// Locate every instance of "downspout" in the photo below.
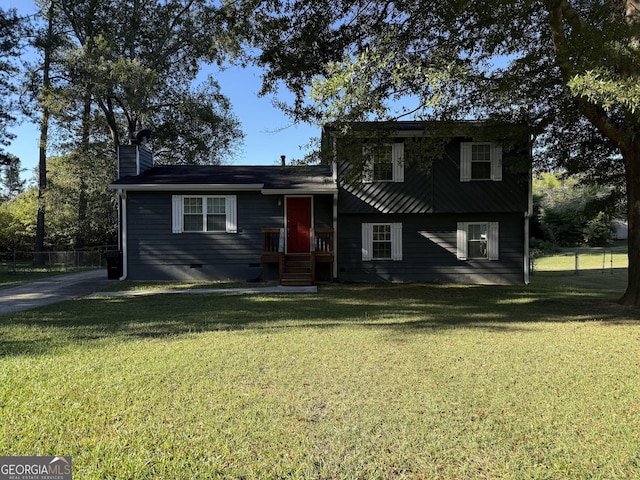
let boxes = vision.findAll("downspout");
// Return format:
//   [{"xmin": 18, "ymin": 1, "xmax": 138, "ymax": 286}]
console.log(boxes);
[
  {"xmin": 333, "ymin": 192, "xmax": 338, "ymax": 280},
  {"xmin": 524, "ymin": 144, "xmax": 533, "ymax": 285},
  {"xmin": 119, "ymin": 189, "xmax": 128, "ymax": 280},
  {"xmin": 524, "ymin": 211, "xmax": 530, "ymax": 285},
  {"xmin": 332, "ymin": 134, "xmax": 338, "ymax": 280}
]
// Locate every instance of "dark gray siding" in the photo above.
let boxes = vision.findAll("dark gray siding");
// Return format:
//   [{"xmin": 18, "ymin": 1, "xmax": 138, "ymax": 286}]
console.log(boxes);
[
  {"xmin": 432, "ymin": 140, "xmax": 529, "ymax": 213},
  {"xmin": 338, "ymin": 162, "xmax": 433, "ymax": 214},
  {"xmin": 336, "ymin": 137, "xmax": 529, "ymax": 215},
  {"xmin": 314, "ymin": 194, "xmax": 334, "ymax": 227},
  {"xmin": 118, "ymin": 145, "xmax": 139, "ymax": 179},
  {"xmin": 138, "ymin": 147, "xmax": 153, "ymax": 173},
  {"xmin": 337, "ymin": 213, "xmax": 526, "ymax": 284},
  {"xmin": 125, "ymin": 191, "xmax": 334, "ymax": 281},
  {"xmin": 118, "ymin": 145, "xmax": 154, "ymax": 179}
]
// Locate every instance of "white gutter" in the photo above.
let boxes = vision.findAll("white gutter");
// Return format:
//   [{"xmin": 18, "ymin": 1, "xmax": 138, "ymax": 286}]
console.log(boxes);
[{"xmin": 119, "ymin": 190, "xmax": 128, "ymax": 281}]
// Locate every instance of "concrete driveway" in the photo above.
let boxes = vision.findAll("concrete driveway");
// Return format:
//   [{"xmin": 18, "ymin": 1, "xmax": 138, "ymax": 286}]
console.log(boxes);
[{"xmin": 0, "ymin": 269, "xmax": 109, "ymax": 314}]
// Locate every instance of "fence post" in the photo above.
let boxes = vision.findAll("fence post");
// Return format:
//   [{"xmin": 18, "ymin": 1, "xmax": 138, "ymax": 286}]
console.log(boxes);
[
  {"xmin": 530, "ymin": 254, "xmax": 535, "ymax": 275},
  {"xmin": 574, "ymin": 253, "xmax": 579, "ymax": 275},
  {"xmin": 611, "ymin": 250, "xmax": 614, "ymax": 274}
]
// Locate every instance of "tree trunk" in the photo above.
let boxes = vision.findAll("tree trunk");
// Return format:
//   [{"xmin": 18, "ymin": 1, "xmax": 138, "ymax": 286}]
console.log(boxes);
[
  {"xmin": 619, "ymin": 140, "xmax": 640, "ymax": 305},
  {"xmin": 34, "ymin": 0, "xmax": 55, "ymax": 265},
  {"xmin": 75, "ymin": 96, "xmax": 91, "ymax": 249}
]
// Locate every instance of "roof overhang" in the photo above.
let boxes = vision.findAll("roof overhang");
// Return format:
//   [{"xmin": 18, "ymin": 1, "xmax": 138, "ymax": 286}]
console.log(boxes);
[
  {"xmin": 261, "ymin": 186, "xmax": 338, "ymax": 195},
  {"xmin": 108, "ymin": 183, "xmax": 264, "ymax": 192}
]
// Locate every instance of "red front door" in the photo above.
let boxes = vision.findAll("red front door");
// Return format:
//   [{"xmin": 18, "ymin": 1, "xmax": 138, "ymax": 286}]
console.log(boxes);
[{"xmin": 287, "ymin": 197, "xmax": 312, "ymax": 253}]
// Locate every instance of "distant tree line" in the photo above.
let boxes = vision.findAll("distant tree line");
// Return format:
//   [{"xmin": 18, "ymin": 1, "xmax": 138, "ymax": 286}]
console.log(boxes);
[
  {"xmin": 531, "ymin": 172, "xmax": 625, "ymax": 252},
  {"xmin": 0, "ymin": 1, "xmax": 244, "ymax": 253}
]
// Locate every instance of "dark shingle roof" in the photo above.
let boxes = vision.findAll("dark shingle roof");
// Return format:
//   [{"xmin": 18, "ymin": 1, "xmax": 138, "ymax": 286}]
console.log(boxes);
[{"xmin": 110, "ymin": 165, "xmax": 336, "ymax": 193}]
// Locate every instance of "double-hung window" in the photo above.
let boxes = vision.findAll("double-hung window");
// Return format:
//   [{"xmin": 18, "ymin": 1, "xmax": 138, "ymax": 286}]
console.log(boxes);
[
  {"xmin": 362, "ymin": 223, "xmax": 402, "ymax": 261},
  {"xmin": 172, "ymin": 195, "xmax": 237, "ymax": 233},
  {"xmin": 460, "ymin": 142, "xmax": 502, "ymax": 181},
  {"xmin": 363, "ymin": 143, "xmax": 404, "ymax": 183},
  {"xmin": 372, "ymin": 224, "xmax": 392, "ymax": 259},
  {"xmin": 457, "ymin": 222, "xmax": 499, "ymax": 260},
  {"xmin": 205, "ymin": 197, "xmax": 226, "ymax": 231}
]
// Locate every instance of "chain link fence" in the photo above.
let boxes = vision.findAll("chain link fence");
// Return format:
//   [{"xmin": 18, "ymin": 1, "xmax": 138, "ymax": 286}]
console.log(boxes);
[
  {"xmin": 530, "ymin": 249, "xmax": 628, "ymax": 275},
  {"xmin": 1, "ymin": 247, "xmax": 116, "ymax": 275}
]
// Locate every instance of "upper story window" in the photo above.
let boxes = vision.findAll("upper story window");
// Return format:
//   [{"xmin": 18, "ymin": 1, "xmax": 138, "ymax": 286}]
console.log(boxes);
[
  {"xmin": 460, "ymin": 142, "xmax": 502, "ymax": 182},
  {"xmin": 363, "ymin": 142, "xmax": 404, "ymax": 183},
  {"xmin": 172, "ymin": 195, "xmax": 237, "ymax": 233}
]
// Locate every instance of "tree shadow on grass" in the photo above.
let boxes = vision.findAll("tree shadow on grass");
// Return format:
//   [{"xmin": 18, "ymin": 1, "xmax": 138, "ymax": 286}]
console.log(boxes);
[{"xmin": 1, "ymin": 280, "xmax": 639, "ymax": 357}]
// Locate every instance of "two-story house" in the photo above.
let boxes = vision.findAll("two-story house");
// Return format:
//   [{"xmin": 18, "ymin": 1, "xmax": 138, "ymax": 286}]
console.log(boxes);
[{"xmin": 109, "ymin": 121, "xmax": 532, "ymax": 285}]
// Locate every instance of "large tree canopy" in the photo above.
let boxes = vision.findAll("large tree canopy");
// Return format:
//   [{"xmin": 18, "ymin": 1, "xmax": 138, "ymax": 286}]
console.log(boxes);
[
  {"xmin": 244, "ymin": 0, "xmax": 640, "ymax": 305},
  {"xmin": 0, "ymin": 8, "xmax": 24, "ymax": 164},
  {"xmin": 28, "ymin": 0, "xmax": 244, "ymax": 163}
]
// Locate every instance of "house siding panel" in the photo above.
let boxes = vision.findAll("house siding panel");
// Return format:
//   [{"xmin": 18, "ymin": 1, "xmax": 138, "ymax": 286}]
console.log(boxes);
[
  {"xmin": 338, "ymin": 161, "xmax": 433, "ymax": 214},
  {"xmin": 126, "ymin": 191, "xmax": 281, "ymax": 280},
  {"xmin": 432, "ymin": 140, "xmax": 529, "ymax": 213},
  {"xmin": 337, "ymin": 213, "xmax": 525, "ymax": 284},
  {"xmin": 118, "ymin": 145, "xmax": 154, "ymax": 179},
  {"xmin": 125, "ymin": 191, "xmax": 334, "ymax": 281},
  {"xmin": 335, "ymin": 137, "xmax": 529, "ymax": 215},
  {"xmin": 118, "ymin": 145, "xmax": 139, "ymax": 179}
]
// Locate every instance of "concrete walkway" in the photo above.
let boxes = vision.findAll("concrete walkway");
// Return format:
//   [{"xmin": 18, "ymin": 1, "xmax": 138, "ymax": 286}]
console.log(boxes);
[
  {"xmin": 90, "ymin": 285, "xmax": 317, "ymax": 298},
  {"xmin": 0, "ymin": 270, "xmax": 317, "ymax": 314}
]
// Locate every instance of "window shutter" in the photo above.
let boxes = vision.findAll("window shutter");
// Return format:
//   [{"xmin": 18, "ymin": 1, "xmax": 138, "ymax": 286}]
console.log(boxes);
[
  {"xmin": 362, "ymin": 146, "xmax": 373, "ymax": 183},
  {"xmin": 460, "ymin": 143, "xmax": 472, "ymax": 182},
  {"xmin": 172, "ymin": 195, "xmax": 183, "ymax": 233},
  {"xmin": 225, "ymin": 195, "xmax": 237, "ymax": 233},
  {"xmin": 456, "ymin": 222, "xmax": 468, "ymax": 260},
  {"xmin": 487, "ymin": 222, "xmax": 499, "ymax": 260},
  {"xmin": 491, "ymin": 144, "xmax": 503, "ymax": 181},
  {"xmin": 361, "ymin": 223, "xmax": 373, "ymax": 261},
  {"xmin": 393, "ymin": 143, "xmax": 404, "ymax": 183},
  {"xmin": 391, "ymin": 222, "xmax": 403, "ymax": 260}
]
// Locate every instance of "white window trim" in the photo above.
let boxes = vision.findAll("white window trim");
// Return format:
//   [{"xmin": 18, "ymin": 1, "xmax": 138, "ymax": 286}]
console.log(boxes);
[
  {"xmin": 362, "ymin": 222, "xmax": 403, "ymax": 261},
  {"xmin": 171, "ymin": 195, "xmax": 237, "ymax": 233},
  {"xmin": 457, "ymin": 221, "xmax": 499, "ymax": 260},
  {"xmin": 363, "ymin": 142, "xmax": 404, "ymax": 183},
  {"xmin": 460, "ymin": 142, "xmax": 502, "ymax": 182}
]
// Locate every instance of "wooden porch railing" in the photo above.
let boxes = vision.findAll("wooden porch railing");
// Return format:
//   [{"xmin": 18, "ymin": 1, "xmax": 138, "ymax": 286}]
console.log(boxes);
[
  {"xmin": 262, "ymin": 228, "xmax": 282, "ymax": 257},
  {"xmin": 312, "ymin": 228, "xmax": 334, "ymax": 255},
  {"xmin": 261, "ymin": 227, "xmax": 334, "ymax": 283}
]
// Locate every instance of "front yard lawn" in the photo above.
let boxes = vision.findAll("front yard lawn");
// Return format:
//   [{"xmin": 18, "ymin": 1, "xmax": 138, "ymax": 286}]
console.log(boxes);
[{"xmin": 1, "ymin": 275, "xmax": 639, "ymax": 479}]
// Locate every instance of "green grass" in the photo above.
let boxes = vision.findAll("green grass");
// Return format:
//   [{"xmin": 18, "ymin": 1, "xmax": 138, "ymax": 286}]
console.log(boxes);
[
  {"xmin": 532, "ymin": 241, "xmax": 628, "ymax": 273},
  {"xmin": 2, "ymin": 266, "xmax": 640, "ymax": 479}
]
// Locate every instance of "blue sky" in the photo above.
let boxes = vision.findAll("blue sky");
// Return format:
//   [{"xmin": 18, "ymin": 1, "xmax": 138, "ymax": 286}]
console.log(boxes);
[{"xmin": 2, "ymin": 0, "xmax": 319, "ymax": 180}]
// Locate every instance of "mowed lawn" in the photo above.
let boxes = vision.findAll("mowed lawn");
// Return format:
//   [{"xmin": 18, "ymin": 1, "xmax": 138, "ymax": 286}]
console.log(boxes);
[{"xmin": 1, "ymin": 267, "xmax": 640, "ymax": 478}]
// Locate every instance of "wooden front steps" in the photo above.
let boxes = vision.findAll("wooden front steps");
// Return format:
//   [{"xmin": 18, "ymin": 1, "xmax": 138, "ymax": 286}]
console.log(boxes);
[{"xmin": 281, "ymin": 253, "xmax": 313, "ymax": 286}]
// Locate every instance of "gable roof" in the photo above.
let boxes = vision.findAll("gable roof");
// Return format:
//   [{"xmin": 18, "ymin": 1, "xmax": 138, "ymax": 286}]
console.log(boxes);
[{"xmin": 109, "ymin": 164, "xmax": 337, "ymax": 194}]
